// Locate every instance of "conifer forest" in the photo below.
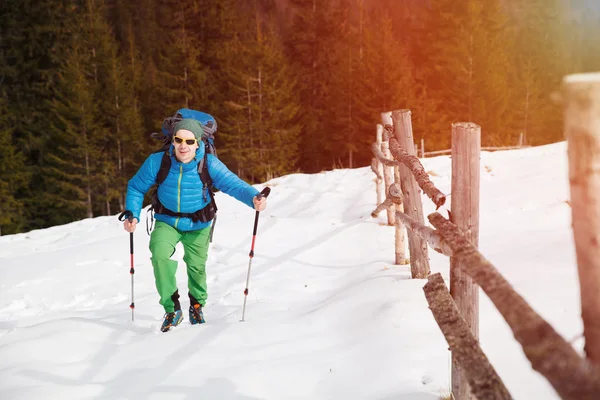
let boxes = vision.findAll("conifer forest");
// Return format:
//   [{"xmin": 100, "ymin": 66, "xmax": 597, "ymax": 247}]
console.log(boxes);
[{"xmin": 1, "ymin": 0, "xmax": 599, "ymax": 235}]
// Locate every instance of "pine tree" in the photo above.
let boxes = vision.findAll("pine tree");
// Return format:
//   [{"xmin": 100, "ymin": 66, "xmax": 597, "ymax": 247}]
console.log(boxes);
[
  {"xmin": 327, "ymin": 0, "xmax": 360, "ymax": 169},
  {"xmin": 0, "ymin": 96, "xmax": 27, "ymax": 235},
  {"xmin": 84, "ymin": 0, "xmax": 146, "ymax": 215},
  {"xmin": 112, "ymin": 0, "xmax": 163, "ymax": 131},
  {"xmin": 147, "ymin": 0, "xmax": 212, "ymax": 124},
  {"xmin": 506, "ymin": 0, "xmax": 567, "ymax": 145},
  {"xmin": 0, "ymin": 0, "xmax": 78, "ymax": 230},
  {"xmin": 347, "ymin": 9, "xmax": 416, "ymax": 163},
  {"xmin": 220, "ymin": 1, "xmax": 301, "ymax": 182},
  {"xmin": 46, "ymin": 2, "xmax": 108, "ymax": 224},
  {"xmin": 284, "ymin": 0, "xmax": 347, "ymax": 172},
  {"xmin": 421, "ymin": 0, "xmax": 513, "ymax": 146}
]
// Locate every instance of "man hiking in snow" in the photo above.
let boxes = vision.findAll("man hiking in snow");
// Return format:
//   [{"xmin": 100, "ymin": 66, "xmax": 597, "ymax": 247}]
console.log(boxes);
[{"xmin": 122, "ymin": 118, "xmax": 267, "ymax": 332}]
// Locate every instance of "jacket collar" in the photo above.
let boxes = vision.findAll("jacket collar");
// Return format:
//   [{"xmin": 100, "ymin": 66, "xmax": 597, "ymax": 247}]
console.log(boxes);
[{"xmin": 169, "ymin": 145, "xmax": 203, "ymax": 170}]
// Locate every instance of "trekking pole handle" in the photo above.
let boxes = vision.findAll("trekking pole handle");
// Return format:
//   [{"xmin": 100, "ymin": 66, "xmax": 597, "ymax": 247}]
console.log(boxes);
[
  {"xmin": 257, "ymin": 187, "xmax": 271, "ymax": 201},
  {"xmin": 118, "ymin": 210, "xmax": 135, "ymax": 256},
  {"xmin": 252, "ymin": 187, "xmax": 270, "ymax": 239},
  {"xmin": 118, "ymin": 210, "xmax": 134, "ymax": 222}
]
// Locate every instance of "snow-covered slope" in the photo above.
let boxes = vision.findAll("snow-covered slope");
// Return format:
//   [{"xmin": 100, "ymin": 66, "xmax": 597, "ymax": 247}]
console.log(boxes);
[{"xmin": 0, "ymin": 142, "xmax": 579, "ymax": 399}]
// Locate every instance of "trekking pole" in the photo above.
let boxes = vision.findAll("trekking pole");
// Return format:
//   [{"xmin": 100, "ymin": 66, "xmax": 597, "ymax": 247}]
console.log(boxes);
[
  {"xmin": 241, "ymin": 187, "xmax": 271, "ymax": 322},
  {"xmin": 118, "ymin": 210, "xmax": 136, "ymax": 321}
]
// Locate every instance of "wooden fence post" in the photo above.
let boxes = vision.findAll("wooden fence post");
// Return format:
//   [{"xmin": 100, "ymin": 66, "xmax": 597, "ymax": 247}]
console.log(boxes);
[
  {"xmin": 375, "ymin": 125, "xmax": 384, "ymax": 206},
  {"xmin": 450, "ymin": 122, "xmax": 481, "ymax": 400},
  {"xmin": 378, "ymin": 124, "xmax": 395, "ymax": 226},
  {"xmin": 392, "ymin": 166, "xmax": 407, "ymax": 263},
  {"xmin": 382, "ymin": 113, "xmax": 409, "ymax": 265},
  {"xmin": 388, "ymin": 110, "xmax": 430, "ymax": 278},
  {"xmin": 562, "ymin": 73, "xmax": 600, "ymax": 366}
]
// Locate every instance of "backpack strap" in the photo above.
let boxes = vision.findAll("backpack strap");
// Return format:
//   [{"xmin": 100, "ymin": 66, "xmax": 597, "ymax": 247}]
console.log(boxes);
[
  {"xmin": 198, "ymin": 139, "xmax": 218, "ymax": 212},
  {"xmin": 198, "ymin": 139, "xmax": 213, "ymax": 187},
  {"xmin": 156, "ymin": 151, "xmax": 171, "ymax": 185}
]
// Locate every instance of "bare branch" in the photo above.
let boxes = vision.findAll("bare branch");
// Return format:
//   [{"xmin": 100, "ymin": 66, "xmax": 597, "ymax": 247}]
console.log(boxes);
[
  {"xmin": 424, "ymin": 273, "xmax": 512, "ymax": 400},
  {"xmin": 428, "ymin": 212, "xmax": 600, "ymax": 400},
  {"xmin": 395, "ymin": 211, "xmax": 452, "ymax": 256},
  {"xmin": 371, "ymin": 142, "xmax": 399, "ymax": 167},
  {"xmin": 372, "ymin": 184, "xmax": 403, "ymax": 218},
  {"xmin": 372, "ymin": 198, "xmax": 393, "ymax": 218},
  {"xmin": 388, "ymin": 137, "xmax": 446, "ymax": 209},
  {"xmin": 370, "ymin": 158, "xmax": 382, "ymax": 179}
]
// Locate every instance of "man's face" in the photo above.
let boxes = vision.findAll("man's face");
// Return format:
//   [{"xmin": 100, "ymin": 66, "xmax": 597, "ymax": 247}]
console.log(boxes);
[{"xmin": 173, "ymin": 129, "xmax": 199, "ymax": 164}]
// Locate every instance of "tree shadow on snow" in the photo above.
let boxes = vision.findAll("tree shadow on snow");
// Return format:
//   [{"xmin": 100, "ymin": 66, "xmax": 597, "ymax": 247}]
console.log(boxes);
[{"xmin": 17, "ymin": 318, "xmax": 234, "ymax": 400}]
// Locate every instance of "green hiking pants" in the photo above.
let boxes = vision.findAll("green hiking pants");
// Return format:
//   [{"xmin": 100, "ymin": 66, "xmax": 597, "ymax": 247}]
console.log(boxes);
[{"xmin": 149, "ymin": 221, "xmax": 211, "ymax": 313}]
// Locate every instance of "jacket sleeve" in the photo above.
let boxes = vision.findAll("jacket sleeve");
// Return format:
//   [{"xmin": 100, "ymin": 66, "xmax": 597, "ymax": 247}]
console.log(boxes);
[
  {"xmin": 125, "ymin": 154, "xmax": 159, "ymax": 221},
  {"xmin": 208, "ymin": 154, "xmax": 259, "ymax": 208}
]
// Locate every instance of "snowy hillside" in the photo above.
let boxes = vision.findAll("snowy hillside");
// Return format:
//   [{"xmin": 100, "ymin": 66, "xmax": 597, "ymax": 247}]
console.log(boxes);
[{"xmin": 0, "ymin": 142, "xmax": 581, "ymax": 400}]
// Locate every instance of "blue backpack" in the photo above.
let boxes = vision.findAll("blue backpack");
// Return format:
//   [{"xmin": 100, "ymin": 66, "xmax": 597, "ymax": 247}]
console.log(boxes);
[{"xmin": 149, "ymin": 108, "xmax": 219, "ymax": 230}]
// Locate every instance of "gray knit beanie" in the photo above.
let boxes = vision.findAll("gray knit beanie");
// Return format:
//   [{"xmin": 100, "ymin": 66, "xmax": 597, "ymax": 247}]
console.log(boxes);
[{"xmin": 173, "ymin": 119, "xmax": 204, "ymax": 141}]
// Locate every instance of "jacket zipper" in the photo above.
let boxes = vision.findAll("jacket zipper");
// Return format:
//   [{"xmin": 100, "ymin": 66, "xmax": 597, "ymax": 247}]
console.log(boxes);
[{"xmin": 174, "ymin": 164, "xmax": 183, "ymax": 229}]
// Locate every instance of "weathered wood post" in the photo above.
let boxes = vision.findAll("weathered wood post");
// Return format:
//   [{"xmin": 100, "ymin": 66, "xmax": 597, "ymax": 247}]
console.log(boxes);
[
  {"xmin": 382, "ymin": 113, "xmax": 408, "ymax": 265},
  {"xmin": 375, "ymin": 125, "xmax": 384, "ymax": 206},
  {"xmin": 562, "ymin": 73, "xmax": 600, "ymax": 366},
  {"xmin": 387, "ymin": 183, "xmax": 407, "ymax": 264},
  {"xmin": 450, "ymin": 122, "xmax": 481, "ymax": 400},
  {"xmin": 378, "ymin": 124, "xmax": 395, "ymax": 226},
  {"xmin": 392, "ymin": 165, "xmax": 406, "ymax": 264},
  {"xmin": 388, "ymin": 110, "xmax": 430, "ymax": 278},
  {"xmin": 421, "ymin": 138, "xmax": 425, "ymax": 158}
]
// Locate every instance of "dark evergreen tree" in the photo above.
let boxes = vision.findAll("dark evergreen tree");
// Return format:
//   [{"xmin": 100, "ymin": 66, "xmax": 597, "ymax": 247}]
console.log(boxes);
[
  {"xmin": 0, "ymin": 0, "xmax": 77, "ymax": 230},
  {"xmin": 421, "ymin": 0, "xmax": 513, "ymax": 147},
  {"xmin": 47, "ymin": 37, "xmax": 102, "ymax": 224},
  {"xmin": 347, "ymin": 9, "xmax": 416, "ymax": 163},
  {"xmin": 506, "ymin": 0, "xmax": 567, "ymax": 145},
  {"xmin": 0, "ymin": 96, "xmax": 27, "ymax": 235},
  {"xmin": 44, "ymin": 0, "xmax": 129, "ymax": 222},
  {"xmin": 145, "ymin": 0, "xmax": 212, "ymax": 128},
  {"xmin": 284, "ymin": 0, "xmax": 347, "ymax": 172},
  {"xmin": 82, "ymin": 0, "xmax": 145, "ymax": 216},
  {"xmin": 327, "ymin": 0, "xmax": 361, "ymax": 169},
  {"xmin": 220, "ymin": 1, "xmax": 301, "ymax": 182}
]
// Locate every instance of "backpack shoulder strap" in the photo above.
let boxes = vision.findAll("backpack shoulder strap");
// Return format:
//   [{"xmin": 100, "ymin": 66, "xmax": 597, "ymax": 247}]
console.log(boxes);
[
  {"xmin": 197, "ymin": 138, "xmax": 213, "ymax": 186},
  {"xmin": 156, "ymin": 151, "xmax": 171, "ymax": 185},
  {"xmin": 198, "ymin": 141, "xmax": 218, "ymax": 215}
]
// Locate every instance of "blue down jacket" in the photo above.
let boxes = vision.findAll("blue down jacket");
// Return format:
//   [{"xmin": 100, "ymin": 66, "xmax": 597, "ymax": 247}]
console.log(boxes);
[{"xmin": 125, "ymin": 145, "xmax": 259, "ymax": 232}]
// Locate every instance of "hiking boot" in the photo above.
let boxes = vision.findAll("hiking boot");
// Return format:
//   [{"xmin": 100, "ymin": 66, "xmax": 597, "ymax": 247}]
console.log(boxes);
[
  {"xmin": 189, "ymin": 304, "xmax": 206, "ymax": 325},
  {"xmin": 161, "ymin": 310, "xmax": 183, "ymax": 332}
]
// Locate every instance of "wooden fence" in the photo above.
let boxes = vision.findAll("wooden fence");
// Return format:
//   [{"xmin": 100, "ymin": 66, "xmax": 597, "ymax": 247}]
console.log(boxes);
[
  {"xmin": 413, "ymin": 133, "xmax": 529, "ymax": 158},
  {"xmin": 369, "ymin": 73, "xmax": 600, "ymax": 400}
]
